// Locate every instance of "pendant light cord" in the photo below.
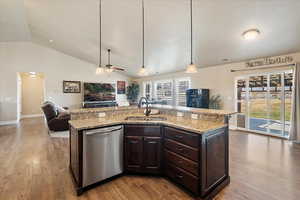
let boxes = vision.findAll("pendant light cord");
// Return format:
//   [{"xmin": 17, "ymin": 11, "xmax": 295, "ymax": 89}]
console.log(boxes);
[
  {"xmin": 108, "ymin": 49, "xmax": 111, "ymax": 65},
  {"xmin": 99, "ymin": 0, "xmax": 102, "ymax": 67},
  {"xmin": 142, "ymin": 0, "xmax": 145, "ymax": 68},
  {"xmin": 190, "ymin": 0, "xmax": 193, "ymax": 65}
]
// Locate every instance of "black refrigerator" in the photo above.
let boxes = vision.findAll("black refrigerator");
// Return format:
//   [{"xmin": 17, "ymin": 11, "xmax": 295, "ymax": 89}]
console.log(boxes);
[{"xmin": 186, "ymin": 89, "xmax": 209, "ymax": 108}]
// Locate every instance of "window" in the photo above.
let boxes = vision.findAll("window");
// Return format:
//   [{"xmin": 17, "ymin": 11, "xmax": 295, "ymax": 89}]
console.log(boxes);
[
  {"xmin": 154, "ymin": 80, "xmax": 173, "ymax": 105},
  {"xmin": 143, "ymin": 81, "xmax": 152, "ymax": 100},
  {"xmin": 175, "ymin": 78, "xmax": 191, "ymax": 106},
  {"xmin": 142, "ymin": 78, "xmax": 191, "ymax": 106}
]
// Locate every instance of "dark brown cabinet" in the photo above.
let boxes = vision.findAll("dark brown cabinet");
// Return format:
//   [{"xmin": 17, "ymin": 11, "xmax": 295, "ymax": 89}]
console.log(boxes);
[
  {"xmin": 124, "ymin": 136, "xmax": 143, "ymax": 171},
  {"xmin": 124, "ymin": 125, "xmax": 162, "ymax": 174},
  {"xmin": 163, "ymin": 126, "xmax": 229, "ymax": 199},
  {"xmin": 143, "ymin": 137, "xmax": 161, "ymax": 173},
  {"xmin": 70, "ymin": 121, "xmax": 230, "ymax": 199}
]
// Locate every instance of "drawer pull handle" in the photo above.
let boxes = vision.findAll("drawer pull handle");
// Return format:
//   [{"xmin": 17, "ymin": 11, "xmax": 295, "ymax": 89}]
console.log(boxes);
[
  {"xmin": 175, "ymin": 135, "xmax": 183, "ymax": 139},
  {"xmin": 175, "ymin": 174, "xmax": 183, "ymax": 179}
]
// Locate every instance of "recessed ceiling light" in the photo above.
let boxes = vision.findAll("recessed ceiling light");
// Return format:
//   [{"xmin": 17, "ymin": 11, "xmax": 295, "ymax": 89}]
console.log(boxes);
[
  {"xmin": 242, "ymin": 29, "xmax": 260, "ymax": 40},
  {"xmin": 49, "ymin": 40, "xmax": 54, "ymax": 43}
]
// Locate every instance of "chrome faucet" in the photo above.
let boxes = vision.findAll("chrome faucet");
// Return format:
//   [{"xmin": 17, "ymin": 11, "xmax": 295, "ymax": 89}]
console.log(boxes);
[{"xmin": 138, "ymin": 97, "xmax": 151, "ymax": 117}]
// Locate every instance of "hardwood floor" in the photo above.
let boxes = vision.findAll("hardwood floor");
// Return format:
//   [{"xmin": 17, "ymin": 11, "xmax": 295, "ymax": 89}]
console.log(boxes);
[{"xmin": 0, "ymin": 117, "xmax": 300, "ymax": 200}]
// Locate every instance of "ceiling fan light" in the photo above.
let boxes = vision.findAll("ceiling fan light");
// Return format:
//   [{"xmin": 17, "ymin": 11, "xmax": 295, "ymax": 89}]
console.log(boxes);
[
  {"xmin": 96, "ymin": 66, "xmax": 105, "ymax": 74},
  {"xmin": 185, "ymin": 63, "xmax": 198, "ymax": 73},
  {"xmin": 105, "ymin": 67, "xmax": 114, "ymax": 73}
]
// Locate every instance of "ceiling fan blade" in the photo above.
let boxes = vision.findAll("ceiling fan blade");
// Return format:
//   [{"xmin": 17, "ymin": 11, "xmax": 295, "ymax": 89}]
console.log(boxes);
[{"xmin": 111, "ymin": 66, "xmax": 125, "ymax": 71}]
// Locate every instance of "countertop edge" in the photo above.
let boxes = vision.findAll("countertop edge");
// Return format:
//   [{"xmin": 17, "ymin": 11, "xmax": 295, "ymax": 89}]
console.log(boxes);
[
  {"xmin": 69, "ymin": 120, "xmax": 227, "ymax": 135},
  {"xmin": 70, "ymin": 106, "xmax": 237, "ymax": 116}
]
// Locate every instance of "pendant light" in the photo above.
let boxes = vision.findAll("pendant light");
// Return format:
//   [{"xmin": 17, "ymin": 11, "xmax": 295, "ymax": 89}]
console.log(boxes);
[
  {"xmin": 185, "ymin": 0, "xmax": 198, "ymax": 73},
  {"xmin": 96, "ymin": 0, "xmax": 105, "ymax": 74},
  {"xmin": 138, "ymin": 0, "xmax": 148, "ymax": 76}
]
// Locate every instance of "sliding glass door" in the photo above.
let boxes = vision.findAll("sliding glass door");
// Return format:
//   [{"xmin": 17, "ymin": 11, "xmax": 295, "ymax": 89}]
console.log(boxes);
[
  {"xmin": 284, "ymin": 73, "xmax": 293, "ymax": 136},
  {"xmin": 235, "ymin": 70, "xmax": 293, "ymax": 137}
]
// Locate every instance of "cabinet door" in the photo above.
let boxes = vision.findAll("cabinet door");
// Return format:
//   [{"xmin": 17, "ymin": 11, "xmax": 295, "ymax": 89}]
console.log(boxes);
[
  {"xmin": 125, "ymin": 136, "xmax": 143, "ymax": 172},
  {"xmin": 143, "ymin": 137, "xmax": 161, "ymax": 174}
]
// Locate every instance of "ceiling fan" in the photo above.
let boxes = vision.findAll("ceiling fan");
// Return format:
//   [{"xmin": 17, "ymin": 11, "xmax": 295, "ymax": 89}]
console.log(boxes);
[
  {"xmin": 96, "ymin": 0, "xmax": 125, "ymax": 74},
  {"xmin": 104, "ymin": 48, "xmax": 125, "ymax": 72}
]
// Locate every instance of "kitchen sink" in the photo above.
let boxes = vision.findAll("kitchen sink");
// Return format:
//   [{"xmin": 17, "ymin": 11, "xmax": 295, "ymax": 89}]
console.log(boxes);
[{"xmin": 125, "ymin": 116, "xmax": 167, "ymax": 121}]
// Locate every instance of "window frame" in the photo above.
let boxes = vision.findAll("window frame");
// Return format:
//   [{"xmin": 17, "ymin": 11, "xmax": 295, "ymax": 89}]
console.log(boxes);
[
  {"xmin": 142, "ymin": 77, "xmax": 191, "ymax": 106},
  {"xmin": 153, "ymin": 79, "xmax": 173, "ymax": 106}
]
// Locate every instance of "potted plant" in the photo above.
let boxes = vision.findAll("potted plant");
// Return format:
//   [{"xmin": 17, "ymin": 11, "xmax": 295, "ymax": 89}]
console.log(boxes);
[
  {"xmin": 209, "ymin": 94, "xmax": 222, "ymax": 109},
  {"xmin": 126, "ymin": 82, "xmax": 140, "ymax": 105}
]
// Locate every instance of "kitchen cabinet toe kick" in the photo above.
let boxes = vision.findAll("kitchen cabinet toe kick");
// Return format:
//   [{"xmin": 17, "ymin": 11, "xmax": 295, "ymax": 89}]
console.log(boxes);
[{"xmin": 69, "ymin": 123, "xmax": 230, "ymax": 199}]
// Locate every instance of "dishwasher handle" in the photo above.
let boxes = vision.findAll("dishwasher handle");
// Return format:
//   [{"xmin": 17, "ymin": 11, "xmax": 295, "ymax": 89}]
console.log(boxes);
[{"xmin": 84, "ymin": 126, "xmax": 122, "ymax": 136}]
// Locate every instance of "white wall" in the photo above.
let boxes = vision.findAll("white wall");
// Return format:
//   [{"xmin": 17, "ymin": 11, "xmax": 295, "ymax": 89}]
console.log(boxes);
[
  {"xmin": 0, "ymin": 42, "xmax": 131, "ymax": 123},
  {"xmin": 135, "ymin": 52, "xmax": 300, "ymax": 113}
]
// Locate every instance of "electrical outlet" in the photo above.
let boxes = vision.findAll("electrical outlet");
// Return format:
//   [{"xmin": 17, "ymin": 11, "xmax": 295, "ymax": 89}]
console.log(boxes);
[
  {"xmin": 97, "ymin": 112, "xmax": 106, "ymax": 118},
  {"xmin": 191, "ymin": 113, "xmax": 198, "ymax": 119},
  {"xmin": 177, "ymin": 112, "xmax": 184, "ymax": 117}
]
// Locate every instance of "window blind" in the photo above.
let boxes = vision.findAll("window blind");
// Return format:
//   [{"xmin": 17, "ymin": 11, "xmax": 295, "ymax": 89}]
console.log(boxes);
[
  {"xmin": 175, "ymin": 78, "xmax": 191, "ymax": 106},
  {"xmin": 143, "ymin": 82, "xmax": 152, "ymax": 100},
  {"xmin": 154, "ymin": 80, "xmax": 173, "ymax": 105}
]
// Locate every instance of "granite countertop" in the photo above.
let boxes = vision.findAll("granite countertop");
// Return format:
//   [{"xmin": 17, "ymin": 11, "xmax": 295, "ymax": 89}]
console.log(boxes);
[
  {"xmin": 69, "ymin": 113, "xmax": 227, "ymax": 134},
  {"xmin": 70, "ymin": 105, "xmax": 236, "ymax": 116},
  {"xmin": 70, "ymin": 106, "xmax": 138, "ymax": 114}
]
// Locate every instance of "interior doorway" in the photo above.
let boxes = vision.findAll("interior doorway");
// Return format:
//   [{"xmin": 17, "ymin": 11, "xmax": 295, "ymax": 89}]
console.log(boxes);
[
  {"xmin": 235, "ymin": 70, "xmax": 293, "ymax": 138},
  {"xmin": 17, "ymin": 72, "xmax": 45, "ymax": 120}
]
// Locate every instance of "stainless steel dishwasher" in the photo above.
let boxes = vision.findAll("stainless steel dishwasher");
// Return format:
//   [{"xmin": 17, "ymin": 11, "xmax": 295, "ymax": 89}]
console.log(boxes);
[{"xmin": 82, "ymin": 125, "xmax": 123, "ymax": 187}]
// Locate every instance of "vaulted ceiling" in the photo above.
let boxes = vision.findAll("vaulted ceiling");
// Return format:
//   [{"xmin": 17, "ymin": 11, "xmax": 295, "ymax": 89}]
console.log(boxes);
[{"xmin": 2, "ymin": 0, "xmax": 300, "ymax": 77}]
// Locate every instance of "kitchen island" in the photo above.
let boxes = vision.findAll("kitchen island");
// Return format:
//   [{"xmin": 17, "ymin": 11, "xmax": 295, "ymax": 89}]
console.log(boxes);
[{"xmin": 69, "ymin": 106, "xmax": 235, "ymax": 200}]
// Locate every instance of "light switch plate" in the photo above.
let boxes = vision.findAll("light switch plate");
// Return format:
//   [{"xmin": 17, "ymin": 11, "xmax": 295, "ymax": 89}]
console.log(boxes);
[
  {"xmin": 177, "ymin": 112, "xmax": 184, "ymax": 117},
  {"xmin": 191, "ymin": 113, "xmax": 198, "ymax": 119},
  {"xmin": 98, "ymin": 112, "xmax": 106, "ymax": 118}
]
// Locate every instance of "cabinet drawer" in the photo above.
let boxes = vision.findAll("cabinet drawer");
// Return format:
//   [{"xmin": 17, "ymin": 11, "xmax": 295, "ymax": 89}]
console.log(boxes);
[
  {"xmin": 165, "ymin": 138, "xmax": 199, "ymax": 162},
  {"xmin": 165, "ymin": 163, "xmax": 199, "ymax": 195},
  {"xmin": 164, "ymin": 127, "xmax": 199, "ymax": 147},
  {"xmin": 125, "ymin": 125, "xmax": 161, "ymax": 137},
  {"xmin": 165, "ymin": 150, "xmax": 198, "ymax": 176}
]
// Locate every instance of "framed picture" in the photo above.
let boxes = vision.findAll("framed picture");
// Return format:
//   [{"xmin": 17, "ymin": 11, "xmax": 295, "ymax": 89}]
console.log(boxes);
[
  {"xmin": 63, "ymin": 81, "xmax": 81, "ymax": 93},
  {"xmin": 117, "ymin": 81, "xmax": 126, "ymax": 94}
]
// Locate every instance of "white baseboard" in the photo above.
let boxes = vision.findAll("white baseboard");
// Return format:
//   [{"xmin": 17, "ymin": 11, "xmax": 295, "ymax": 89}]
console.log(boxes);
[
  {"xmin": 0, "ymin": 120, "xmax": 18, "ymax": 126},
  {"xmin": 21, "ymin": 114, "xmax": 43, "ymax": 119}
]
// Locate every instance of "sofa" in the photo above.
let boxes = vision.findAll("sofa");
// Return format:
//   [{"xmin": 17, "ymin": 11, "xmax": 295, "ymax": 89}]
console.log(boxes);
[{"xmin": 41, "ymin": 101, "xmax": 70, "ymax": 132}]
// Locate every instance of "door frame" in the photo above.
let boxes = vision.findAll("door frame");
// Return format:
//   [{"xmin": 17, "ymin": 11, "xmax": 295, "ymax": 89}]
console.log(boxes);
[{"xmin": 234, "ymin": 69, "xmax": 293, "ymax": 138}]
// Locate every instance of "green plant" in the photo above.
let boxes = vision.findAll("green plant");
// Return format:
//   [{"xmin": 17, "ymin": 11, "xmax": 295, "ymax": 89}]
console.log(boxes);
[
  {"xmin": 209, "ymin": 94, "xmax": 222, "ymax": 110},
  {"xmin": 126, "ymin": 83, "xmax": 140, "ymax": 104}
]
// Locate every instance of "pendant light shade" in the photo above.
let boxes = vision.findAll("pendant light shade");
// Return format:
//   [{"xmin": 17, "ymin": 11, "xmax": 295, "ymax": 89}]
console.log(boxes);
[
  {"xmin": 138, "ymin": 0, "xmax": 148, "ymax": 76},
  {"xmin": 138, "ymin": 66, "xmax": 148, "ymax": 76},
  {"xmin": 186, "ymin": 63, "xmax": 197, "ymax": 73},
  {"xmin": 96, "ymin": 65, "xmax": 105, "ymax": 74},
  {"xmin": 185, "ymin": 0, "xmax": 198, "ymax": 73}
]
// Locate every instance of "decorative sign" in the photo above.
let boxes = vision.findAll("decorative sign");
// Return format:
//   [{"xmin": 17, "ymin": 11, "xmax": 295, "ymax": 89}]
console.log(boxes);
[
  {"xmin": 117, "ymin": 81, "xmax": 126, "ymax": 94},
  {"xmin": 245, "ymin": 56, "xmax": 294, "ymax": 68},
  {"xmin": 63, "ymin": 81, "xmax": 81, "ymax": 93}
]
